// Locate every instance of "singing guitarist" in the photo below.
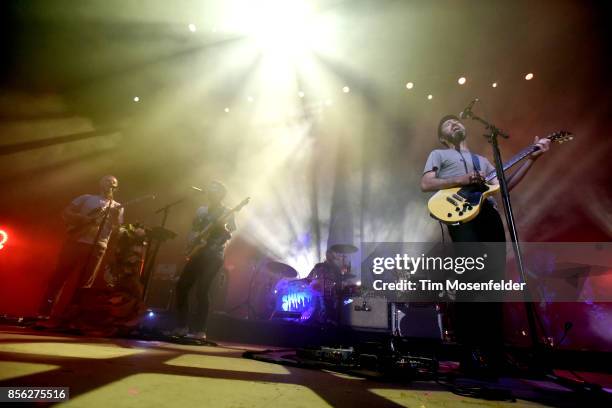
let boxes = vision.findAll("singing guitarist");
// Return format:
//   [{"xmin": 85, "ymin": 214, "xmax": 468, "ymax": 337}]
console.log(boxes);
[
  {"xmin": 173, "ymin": 180, "xmax": 237, "ymax": 340},
  {"xmin": 420, "ymin": 114, "xmax": 550, "ymax": 375},
  {"xmin": 40, "ymin": 175, "xmax": 124, "ymax": 319}
]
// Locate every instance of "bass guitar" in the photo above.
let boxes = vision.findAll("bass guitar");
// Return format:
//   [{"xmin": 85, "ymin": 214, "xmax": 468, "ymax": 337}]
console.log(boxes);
[{"xmin": 186, "ymin": 197, "xmax": 250, "ymax": 259}]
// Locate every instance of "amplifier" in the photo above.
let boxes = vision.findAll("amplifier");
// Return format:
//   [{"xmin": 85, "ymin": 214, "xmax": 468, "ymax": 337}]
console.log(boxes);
[
  {"xmin": 391, "ymin": 302, "xmax": 442, "ymax": 340},
  {"xmin": 340, "ymin": 296, "xmax": 389, "ymax": 330}
]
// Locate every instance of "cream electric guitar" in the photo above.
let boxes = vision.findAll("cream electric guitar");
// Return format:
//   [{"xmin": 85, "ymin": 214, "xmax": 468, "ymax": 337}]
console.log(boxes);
[{"xmin": 427, "ymin": 131, "xmax": 573, "ymax": 224}]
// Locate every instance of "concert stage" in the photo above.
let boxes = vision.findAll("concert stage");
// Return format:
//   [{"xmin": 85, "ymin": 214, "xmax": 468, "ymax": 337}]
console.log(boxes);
[
  {"xmin": 1, "ymin": 1, "xmax": 611, "ymax": 407},
  {"xmin": 1, "ymin": 327, "xmax": 611, "ymax": 407}
]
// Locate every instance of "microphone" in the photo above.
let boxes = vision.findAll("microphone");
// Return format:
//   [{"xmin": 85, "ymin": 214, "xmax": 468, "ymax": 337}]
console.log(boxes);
[
  {"xmin": 191, "ymin": 186, "xmax": 205, "ymax": 193},
  {"xmin": 459, "ymin": 98, "xmax": 479, "ymax": 119}
]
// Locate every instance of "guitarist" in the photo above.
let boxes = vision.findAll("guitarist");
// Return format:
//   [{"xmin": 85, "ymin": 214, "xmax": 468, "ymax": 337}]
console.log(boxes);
[
  {"xmin": 40, "ymin": 175, "xmax": 124, "ymax": 319},
  {"xmin": 173, "ymin": 180, "xmax": 236, "ymax": 340},
  {"xmin": 420, "ymin": 115, "xmax": 550, "ymax": 374}
]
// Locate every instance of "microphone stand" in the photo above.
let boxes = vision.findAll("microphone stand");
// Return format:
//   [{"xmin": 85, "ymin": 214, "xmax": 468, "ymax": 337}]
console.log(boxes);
[
  {"xmin": 464, "ymin": 109, "xmax": 543, "ymax": 358},
  {"xmin": 80, "ymin": 199, "xmax": 115, "ymax": 289},
  {"xmin": 141, "ymin": 197, "xmax": 186, "ymax": 301},
  {"xmin": 463, "ymin": 109, "xmax": 608, "ymax": 399}
]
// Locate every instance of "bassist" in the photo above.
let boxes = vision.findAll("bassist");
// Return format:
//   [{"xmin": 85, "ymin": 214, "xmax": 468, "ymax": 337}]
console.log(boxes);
[{"xmin": 173, "ymin": 180, "xmax": 236, "ymax": 340}]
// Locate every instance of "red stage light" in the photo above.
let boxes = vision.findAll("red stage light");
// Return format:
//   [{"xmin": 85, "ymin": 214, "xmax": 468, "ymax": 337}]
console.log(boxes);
[{"xmin": 0, "ymin": 229, "xmax": 8, "ymax": 250}]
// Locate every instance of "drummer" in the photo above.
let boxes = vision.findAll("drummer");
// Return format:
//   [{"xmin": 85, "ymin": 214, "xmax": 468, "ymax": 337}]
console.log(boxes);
[
  {"xmin": 306, "ymin": 249, "xmax": 346, "ymax": 325},
  {"xmin": 307, "ymin": 249, "xmax": 343, "ymax": 282}
]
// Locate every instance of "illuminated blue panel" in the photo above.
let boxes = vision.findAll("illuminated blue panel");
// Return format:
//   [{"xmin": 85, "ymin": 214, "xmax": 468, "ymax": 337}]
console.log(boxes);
[{"xmin": 281, "ymin": 291, "xmax": 313, "ymax": 312}]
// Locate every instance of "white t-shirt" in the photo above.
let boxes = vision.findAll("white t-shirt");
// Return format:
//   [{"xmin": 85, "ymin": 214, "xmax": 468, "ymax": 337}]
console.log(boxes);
[{"xmin": 67, "ymin": 194, "xmax": 124, "ymax": 247}]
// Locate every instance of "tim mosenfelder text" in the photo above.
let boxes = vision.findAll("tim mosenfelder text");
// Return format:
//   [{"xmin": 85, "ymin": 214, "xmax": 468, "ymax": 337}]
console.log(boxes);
[{"xmin": 369, "ymin": 253, "xmax": 526, "ymax": 293}]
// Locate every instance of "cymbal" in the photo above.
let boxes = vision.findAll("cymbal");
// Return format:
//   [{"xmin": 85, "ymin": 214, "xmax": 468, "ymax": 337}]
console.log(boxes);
[
  {"xmin": 329, "ymin": 244, "xmax": 358, "ymax": 254},
  {"xmin": 266, "ymin": 261, "xmax": 298, "ymax": 278}
]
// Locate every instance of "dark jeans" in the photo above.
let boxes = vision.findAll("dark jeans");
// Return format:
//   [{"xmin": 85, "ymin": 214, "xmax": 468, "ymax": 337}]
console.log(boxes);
[
  {"xmin": 175, "ymin": 249, "xmax": 223, "ymax": 332},
  {"xmin": 41, "ymin": 240, "xmax": 106, "ymax": 317},
  {"xmin": 446, "ymin": 202, "xmax": 505, "ymax": 355}
]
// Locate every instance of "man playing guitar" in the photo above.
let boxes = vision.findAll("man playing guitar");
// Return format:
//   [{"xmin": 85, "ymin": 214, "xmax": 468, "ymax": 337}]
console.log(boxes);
[
  {"xmin": 173, "ymin": 180, "xmax": 237, "ymax": 340},
  {"xmin": 40, "ymin": 175, "xmax": 124, "ymax": 320},
  {"xmin": 420, "ymin": 115, "xmax": 550, "ymax": 374}
]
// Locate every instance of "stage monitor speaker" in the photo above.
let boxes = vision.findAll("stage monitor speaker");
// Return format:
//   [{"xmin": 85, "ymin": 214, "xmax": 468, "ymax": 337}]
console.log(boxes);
[
  {"xmin": 340, "ymin": 296, "xmax": 389, "ymax": 330},
  {"xmin": 391, "ymin": 302, "xmax": 442, "ymax": 340}
]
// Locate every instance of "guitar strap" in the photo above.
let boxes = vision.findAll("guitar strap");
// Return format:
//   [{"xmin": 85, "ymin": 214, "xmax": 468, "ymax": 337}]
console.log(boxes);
[{"xmin": 470, "ymin": 152, "xmax": 481, "ymax": 173}]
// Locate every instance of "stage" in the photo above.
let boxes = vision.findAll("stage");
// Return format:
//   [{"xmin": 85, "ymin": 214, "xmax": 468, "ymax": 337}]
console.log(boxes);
[
  {"xmin": 1, "ymin": 0, "xmax": 611, "ymax": 406},
  {"xmin": 0, "ymin": 327, "xmax": 610, "ymax": 407}
]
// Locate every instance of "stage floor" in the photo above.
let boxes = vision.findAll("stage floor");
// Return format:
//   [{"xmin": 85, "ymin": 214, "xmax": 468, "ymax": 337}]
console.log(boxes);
[{"xmin": 0, "ymin": 328, "xmax": 608, "ymax": 407}]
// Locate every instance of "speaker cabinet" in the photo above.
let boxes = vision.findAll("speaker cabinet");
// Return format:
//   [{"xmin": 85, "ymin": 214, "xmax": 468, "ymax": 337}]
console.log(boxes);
[{"xmin": 340, "ymin": 296, "xmax": 389, "ymax": 330}]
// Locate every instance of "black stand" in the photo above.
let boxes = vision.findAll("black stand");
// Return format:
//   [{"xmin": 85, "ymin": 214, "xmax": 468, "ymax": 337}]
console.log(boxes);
[
  {"xmin": 463, "ymin": 109, "xmax": 608, "ymax": 400},
  {"xmin": 141, "ymin": 197, "xmax": 186, "ymax": 301},
  {"xmin": 467, "ymin": 112, "xmax": 542, "ymax": 352},
  {"xmin": 81, "ymin": 199, "xmax": 115, "ymax": 287}
]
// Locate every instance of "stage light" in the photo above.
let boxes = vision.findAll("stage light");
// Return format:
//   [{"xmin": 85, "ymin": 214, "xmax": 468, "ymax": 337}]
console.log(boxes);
[
  {"xmin": 247, "ymin": 96, "xmax": 254, "ymax": 103},
  {"xmin": 133, "ymin": 96, "xmax": 140, "ymax": 102},
  {"xmin": 188, "ymin": 23, "xmax": 197, "ymax": 33},
  {"xmin": 325, "ymin": 99, "xmax": 332, "ymax": 106},
  {"xmin": 147, "ymin": 311, "xmax": 155, "ymax": 318},
  {"xmin": 406, "ymin": 82, "xmax": 414, "ymax": 90},
  {"xmin": 224, "ymin": 107, "xmax": 230, "ymax": 113},
  {"xmin": 241, "ymin": 0, "xmax": 318, "ymax": 56},
  {"xmin": 427, "ymin": 94, "xmax": 433, "ymax": 100},
  {"xmin": 298, "ymin": 91, "xmax": 305, "ymax": 98},
  {"xmin": 492, "ymin": 82, "xmax": 498, "ymax": 88},
  {"xmin": 342, "ymin": 86, "xmax": 350, "ymax": 93},
  {"xmin": 457, "ymin": 77, "xmax": 466, "ymax": 85},
  {"xmin": 0, "ymin": 229, "xmax": 7, "ymax": 250},
  {"xmin": 525, "ymin": 73, "xmax": 534, "ymax": 80}
]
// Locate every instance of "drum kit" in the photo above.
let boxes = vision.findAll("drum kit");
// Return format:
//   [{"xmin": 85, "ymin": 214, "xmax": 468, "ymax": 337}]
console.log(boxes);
[{"xmin": 269, "ymin": 243, "xmax": 359, "ymax": 324}]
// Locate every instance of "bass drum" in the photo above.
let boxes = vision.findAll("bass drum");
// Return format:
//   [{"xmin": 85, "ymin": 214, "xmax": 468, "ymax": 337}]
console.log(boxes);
[{"xmin": 271, "ymin": 278, "xmax": 322, "ymax": 322}]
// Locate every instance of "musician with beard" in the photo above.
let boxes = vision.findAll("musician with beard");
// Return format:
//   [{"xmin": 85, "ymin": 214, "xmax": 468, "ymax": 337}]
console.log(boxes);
[{"xmin": 420, "ymin": 115, "xmax": 550, "ymax": 375}]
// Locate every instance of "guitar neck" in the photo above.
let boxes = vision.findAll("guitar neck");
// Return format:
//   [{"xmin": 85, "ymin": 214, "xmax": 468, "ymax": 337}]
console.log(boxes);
[
  {"xmin": 199, "ymin": 210, "xmax": 234, "ymax": 235},
  {"xmin": 485, "ymin": 144, "xmax": 539, "ymax": 182}
]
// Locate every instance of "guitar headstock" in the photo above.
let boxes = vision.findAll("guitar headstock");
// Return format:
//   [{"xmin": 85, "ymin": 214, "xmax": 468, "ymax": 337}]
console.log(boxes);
[
  {"xmin": 546, "ymin": 130, "xmax": 574, "ymax": 144},
  {"xmin": 234, "ymin": 197, "xmax": 251, "ymax": 212}
]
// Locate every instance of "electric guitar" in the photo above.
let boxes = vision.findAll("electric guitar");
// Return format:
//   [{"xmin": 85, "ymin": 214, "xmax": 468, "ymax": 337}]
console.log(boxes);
[
  {"xmin": 186, "ymin": 197, "xmax": 250, "ymax": 259},
  {"xmin": 427, "ymin": 131, "xmax": 573, "ymax": 224}
]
